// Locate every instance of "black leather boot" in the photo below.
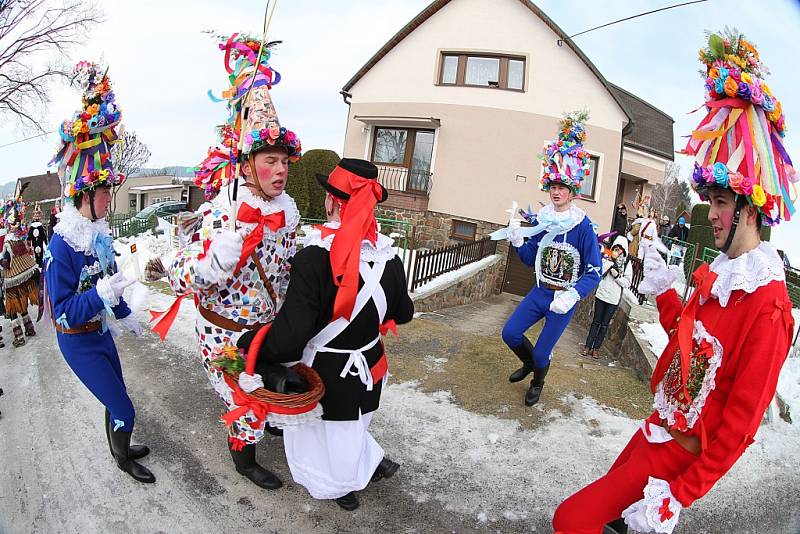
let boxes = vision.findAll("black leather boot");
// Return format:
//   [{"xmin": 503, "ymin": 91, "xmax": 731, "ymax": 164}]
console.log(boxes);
[
  {"xmin": 508, "ymin": 337, "xmax": 535, "ymax": 383},
  {"xmin": 334, "ymin": 491, "xmax": 360, "ymax": 511},
  {"xmin": 228, "ymin": 440, "xmax": 282, "ymax": 490},
  {"xmin": 12, "ymin": 324, "xmax": 25, "ymax": 347},
  {"xmin": 371, "ymin": 457, "xmax": 400, "ymax": 482},
  {"xmin": 22, "ymin": 314, "xmax": 35, "ymax": 337},
  {"xmin": 524, "ymin": 365, "xmax": 550, "ymax": 406},
  {"xmin": 108, "ymin": 426, "xmax": 156, "ymax": 483},
  {"xmin": 265, "ymin": 423, "xmax": 284, "ymax": 437},
  {"xmin": 105, "ymin": 410, "xmax": 149, "ymax": 460}
]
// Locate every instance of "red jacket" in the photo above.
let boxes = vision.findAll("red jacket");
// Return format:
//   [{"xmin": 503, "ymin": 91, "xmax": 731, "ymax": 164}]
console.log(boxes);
[{"xmin": 648, "ymin": 247, "xmax": 793, "ymax": 507}]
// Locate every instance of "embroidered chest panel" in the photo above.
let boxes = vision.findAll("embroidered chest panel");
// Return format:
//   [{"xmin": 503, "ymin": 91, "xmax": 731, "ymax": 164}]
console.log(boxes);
[
  {"xmin": 78, "ymin": 259, "xmax": 111, "ymax": 294},
  {"xmin": 539, "ymin": 241, "xmax": 581, "ymax": 288},
  {"xmin": 654, "ymin": 321, "xmax": 723, "ymax": 430}
]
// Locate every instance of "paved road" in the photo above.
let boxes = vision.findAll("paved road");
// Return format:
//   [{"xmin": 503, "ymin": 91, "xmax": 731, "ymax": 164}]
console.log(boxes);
[{"xmin": 0, "ymin": 294, "xmax": 798, "ymax": 533}]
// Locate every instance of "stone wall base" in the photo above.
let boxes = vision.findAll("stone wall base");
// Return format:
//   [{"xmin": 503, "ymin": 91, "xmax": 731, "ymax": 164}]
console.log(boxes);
[{"xmin": 412, "ymin": 255, "xmax": 504, "ymax": 312}]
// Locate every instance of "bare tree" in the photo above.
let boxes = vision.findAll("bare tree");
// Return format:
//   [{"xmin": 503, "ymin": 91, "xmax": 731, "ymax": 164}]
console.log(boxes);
[
  {"xmin": 651, "ymin": 162, "xmax": 691, "ymax": 223},
  {"xmin": 0, "ymin": 0, "xmax": 100, "ymax": 131},
  {"xmin": 110, "ymin": 129, "xmax": 150, "ymax": 215}
]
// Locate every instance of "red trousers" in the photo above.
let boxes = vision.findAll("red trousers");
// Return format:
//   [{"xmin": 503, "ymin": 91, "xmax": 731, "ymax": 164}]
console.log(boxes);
[{"xmin": 553, "ymin": 429, "xmax": 697, "ymax": 534}]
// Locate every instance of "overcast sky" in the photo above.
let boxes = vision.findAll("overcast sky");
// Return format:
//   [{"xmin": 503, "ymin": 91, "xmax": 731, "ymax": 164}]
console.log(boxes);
[{"xmin": 1, "ymin": 0, "xmax": 798, "ymax": 259}]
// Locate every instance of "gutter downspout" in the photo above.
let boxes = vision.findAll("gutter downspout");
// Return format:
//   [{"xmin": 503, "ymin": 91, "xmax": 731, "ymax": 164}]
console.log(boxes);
[
  {"xmin": 614, "ymin": 117, "xmax": 635, "ymax": 231},
  {"xmin": 339, "ymin": 90, "xmax": 353, "ymax": 158}
]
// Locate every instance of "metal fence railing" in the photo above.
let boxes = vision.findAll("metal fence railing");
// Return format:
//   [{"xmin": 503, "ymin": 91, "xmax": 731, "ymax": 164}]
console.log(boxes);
[
  {"xmin": 628, "ymin": 237, "xmax": 697, "ymax": 304},
  {"xmin": 409, "ymin": 237, "xmax": 497, "ymax": 292},
  {"xmin": 375, "ymin": 165, "xmax": 433, "ymax": 195},
  {"xmin": 109, "ymin": 212, "xmax": 155, "ymax": 239}
]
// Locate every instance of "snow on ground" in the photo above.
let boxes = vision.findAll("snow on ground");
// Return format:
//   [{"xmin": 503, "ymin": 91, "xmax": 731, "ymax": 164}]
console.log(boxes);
[
  {"xmin": 375, "ymin": 382, "xmax": 639, "ymax": 522},
  {"xmin": 374, "ymin": 380, "xmax": 800, "ymax": 525},
  {"xmin": 777, "ymin": 358, "xmax": 800, "ymax": 420},
  {"xmin": 114, "ymin": 223, "xmax": 177, "ymax": 282},
  {"xmin": 130, "ymin": 288, "xmax": 198, "ymax": 350},
  {"xmin": 635, "ymin": 321, "xmax": 669, "ymax": 357}
]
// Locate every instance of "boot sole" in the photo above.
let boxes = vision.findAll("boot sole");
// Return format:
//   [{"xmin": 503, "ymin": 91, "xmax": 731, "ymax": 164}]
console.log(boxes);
[
  {"xmin": 235, "ymin": 468, "xmax": 283, "ymax": 490},
  {"xmin": 335, "ymin": 496, "xmax": 360, "ymax": 511}
]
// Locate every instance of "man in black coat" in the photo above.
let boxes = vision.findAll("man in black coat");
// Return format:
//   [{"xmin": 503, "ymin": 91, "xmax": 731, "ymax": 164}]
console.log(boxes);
[
  {"xmin": 668, "ymin": 216, "xmax": 689, "ymax": 242},
  {"xmin": 240, "ymin": 158, "xmax": 414, "ymax": 512},
  {"xmin": 611, "ymin": 203, "xmax": 628, "ymax": 237}
]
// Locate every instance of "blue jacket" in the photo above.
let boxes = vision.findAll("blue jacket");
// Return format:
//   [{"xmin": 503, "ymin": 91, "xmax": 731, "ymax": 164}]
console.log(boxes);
[
  {"xmin": 45, "ymin": 233, "xmax": 130, "ymax": 330},
  {"xmin": 515, "ymin": 213, "xmax": 601, "ymax": 299}
]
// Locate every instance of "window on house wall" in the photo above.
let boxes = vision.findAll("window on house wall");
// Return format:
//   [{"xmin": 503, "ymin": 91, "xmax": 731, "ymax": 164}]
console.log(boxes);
[
  {"xmin": 438, "ymin": 53, "xmax": 526, "ymax": 91},
  {"xmin": 579, "ymin": 155, "xmax": 601, "ymax": 200},
  {"xmin": 451, "ymin": 219, "xmax": 477, "ymax": 241},
  {"xmin": 371, "ymin": 127, "xmax": 435, "ymax": 192}
]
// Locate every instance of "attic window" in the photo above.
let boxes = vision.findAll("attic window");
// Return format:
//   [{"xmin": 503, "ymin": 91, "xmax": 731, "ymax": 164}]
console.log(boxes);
[{"xmin": 439, "ymin": 53, "xmax": 525, "ymax": 91}]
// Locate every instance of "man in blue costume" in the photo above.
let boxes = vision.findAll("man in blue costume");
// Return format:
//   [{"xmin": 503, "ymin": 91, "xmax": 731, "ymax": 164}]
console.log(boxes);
[
  {"xmin": 499, "ymin": 111, "xmax": 601, "ymax": 406},
  {"xmin": 45, "ymin": 62, "xmax": 154, "ymax": 483}
]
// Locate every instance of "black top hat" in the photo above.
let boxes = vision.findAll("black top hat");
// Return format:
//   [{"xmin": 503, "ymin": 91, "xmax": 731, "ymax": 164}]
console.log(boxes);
[{"xmin": 316, "ymin": 158, "xmax": 388, "ymax": 203}]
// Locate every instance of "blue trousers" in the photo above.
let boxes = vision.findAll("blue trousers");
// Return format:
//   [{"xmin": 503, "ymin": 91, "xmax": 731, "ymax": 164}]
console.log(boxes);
[
  {"xmin": 57, "ymin": 331, "xmax": 135, "ymax": 432},
  {"xmin": 502, "ymin": 286, "xmax": 577, "ymax": 368}
]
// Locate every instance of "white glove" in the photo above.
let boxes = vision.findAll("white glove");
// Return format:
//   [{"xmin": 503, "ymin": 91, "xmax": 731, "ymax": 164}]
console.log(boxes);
[
  {"xmin": 196, "ymin": 230, "xmax": 244, "ymax": 285},
  {"xmin": 638, "ymin": 243, "xmax": 678, "ymax": 296},
  {"xmin": 119, "ymin": 314, "xmax": 143, "ymax": 337},
  {"xmin": 96, "ymin": 272, "xmax": 135, "ymax": 306},
  {"xmin": 622, "ymin": 477, "xmax": 682, "ymax": 533},
  {"xmin": 549, "ymin": 288, "xmax": 580, "ymax": 314},
  {"xmin": 238, "ymin": 372, "xmax": 264, "ymax": 393},
  {"xmin": 508, "ymin": 219, "xmax": 524, "ymax": 247}
]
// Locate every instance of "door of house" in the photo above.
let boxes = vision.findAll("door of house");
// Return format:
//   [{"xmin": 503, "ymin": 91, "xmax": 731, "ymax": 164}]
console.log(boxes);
[{"xmin": 502, "ymin": 246, "xmax": 536, "ymax": 296}]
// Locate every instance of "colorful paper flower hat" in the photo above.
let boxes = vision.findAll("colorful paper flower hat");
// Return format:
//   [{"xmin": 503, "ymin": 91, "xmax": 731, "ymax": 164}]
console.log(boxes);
[
  {"xmin": 195, "ymin": 33, "xmax": 302, "ymax": 200},
  {"xmin": 540, "ymin": 109, "xmax": 591, "ymax": 194},
  {"xmin": 0, "ymin": 195, "xmax": 27, "ymax": 237},
  {"xmin": 50, "ymin": 62, "xmax": 125, "ymax": 203},
  {"xmin": 683, "ymin": 29, "xmax": 797, "ymax": 226}
]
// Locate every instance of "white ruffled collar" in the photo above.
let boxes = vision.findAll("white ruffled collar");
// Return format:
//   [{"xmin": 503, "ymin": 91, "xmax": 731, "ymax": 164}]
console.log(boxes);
[
  {"xmin": 238, "ymin": 187, "xmax": 300, "ymax": 228},
  {"xmin": 536, "ymin": 202, "xmax": 586, "ymax": 233},
  {"xmin": 53, "ymin": 204, "xmax": 111, "ymax": 256},
  {"xmin": 303, "ymin": 221, "xmax": 396, "ymax": 263},
  {"xmin": 708, "ymin": 241, "xmax": 785, "ymax": 307}
]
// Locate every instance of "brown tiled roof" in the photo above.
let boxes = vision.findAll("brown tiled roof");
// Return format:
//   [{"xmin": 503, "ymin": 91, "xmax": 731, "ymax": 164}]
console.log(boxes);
[
  {"xmin": 16, "ymin": 171, "xmax": 62, "ymax": 202},
  {"xmin": 341, "ymin": 0, "xmax": 633, "ymax": 129},
  {"xmin": 608, "ymin": 83, "xmax": 674, "ymax": 160}
]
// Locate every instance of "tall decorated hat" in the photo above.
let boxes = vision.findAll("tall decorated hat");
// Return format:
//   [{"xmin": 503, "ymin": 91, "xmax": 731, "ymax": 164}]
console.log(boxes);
[
  {"xmin": 0, "ymin": 194, "xmax": 27, "ymax": 238},
  {"xmin": 540, "ymin": 109, "xmax": 591, "ymax": 195},
  {"xmin": 194, "ymin": 34, "xmax": 302, "ymax": 200},
  {"xmin": 50, "ymin": 62, "xmax": 125, "ymax": 203},
  {"xmin": 683, "ymin": 29, "xmax": 796, "ymax": 226}
]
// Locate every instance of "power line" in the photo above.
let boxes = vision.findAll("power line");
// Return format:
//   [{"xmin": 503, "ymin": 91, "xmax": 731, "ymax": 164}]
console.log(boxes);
[
  {"xmin": 0, "ymin": 130, "xmax": 54, "ymax": 150},
  {"xmin": 557, "ymin": 0, "xmax": 708, "ymax": 46}
]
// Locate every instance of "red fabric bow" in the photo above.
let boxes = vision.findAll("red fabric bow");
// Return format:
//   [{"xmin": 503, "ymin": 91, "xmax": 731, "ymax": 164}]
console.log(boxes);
[
  {"xmin": 235, "ymin": 204, "xmax": 285, "ymax": 272},
  {"xmin": 326, "ymin": 167, "xmax": 383, "ymax": 321},
  {"xmin": 651, "ymin": 263, "xmax": 718, "ymax": 403},
  {"xmin": 659, "ymin": 497, "xmax": 674, "ymax": 522}
]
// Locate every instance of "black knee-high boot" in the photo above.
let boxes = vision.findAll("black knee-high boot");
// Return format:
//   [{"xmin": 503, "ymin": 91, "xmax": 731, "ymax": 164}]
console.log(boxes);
[
  {"xmin": 508, "ymin": 337, "xmax": 535, "ymax": 383},
  {"xmin": 105, "ymin": 409, "xmax": 149, "ymax": 460},
  {"xmin": 524, "ymin": 365, "xmax": 550, "ymax": 406},
  {"xmin": 228, "ymin": 439, "xmax": 282, "ymax": 490},
  {"xmin": 108, "ymin": 425, "xmax": 156, "ymax": 483},
  {"xmin": 605, "ymin": 518, "xmax": 628, "ymax": 534}
]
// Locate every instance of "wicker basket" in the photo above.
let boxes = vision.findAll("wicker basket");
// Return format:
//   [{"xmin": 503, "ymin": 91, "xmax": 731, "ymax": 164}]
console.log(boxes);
[{"xmin": 221, "ymin": 323, "xmax": 325, "ymax": 410}]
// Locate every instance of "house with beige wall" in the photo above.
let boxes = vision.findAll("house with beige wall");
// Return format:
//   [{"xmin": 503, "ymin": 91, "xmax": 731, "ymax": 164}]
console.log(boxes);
[
  {"xmin": 339, "ymin": 0, "xmax": 673, "ymax": 293},
  {"xmin": 111, "ymin": 173, "xmax": 198, "ymax": 215}
]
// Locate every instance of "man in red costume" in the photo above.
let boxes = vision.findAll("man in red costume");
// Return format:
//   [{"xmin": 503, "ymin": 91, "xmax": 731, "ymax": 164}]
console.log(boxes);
[{"xmin": 553, "ymin": 29, "xmax": 796, "ymax": 534}]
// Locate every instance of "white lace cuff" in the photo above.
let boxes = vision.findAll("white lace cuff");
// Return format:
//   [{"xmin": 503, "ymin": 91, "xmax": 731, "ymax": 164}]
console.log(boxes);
[
  {"xmin": 642, "ymin": 477, "xmax": 682, "ymax": 533},
  {"xmin": 95, "ymin": 276, "xmax": 119, "ymax": 307},
  {"xmin": 638, "ymin": 266, "xmax": 679, "ymax": 296}
]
